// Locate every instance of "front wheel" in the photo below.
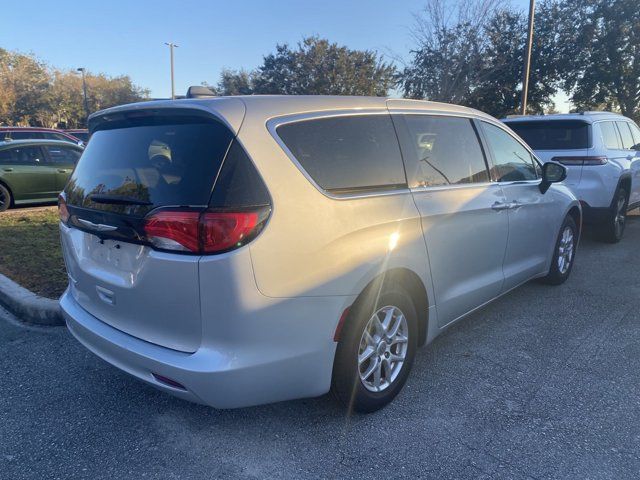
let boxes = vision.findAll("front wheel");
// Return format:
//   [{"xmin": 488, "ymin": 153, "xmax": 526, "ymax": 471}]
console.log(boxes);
[
  {"xmin": 0, "ymin": 184, "xmax": 11, "ymax": 212},
  {"xmin": 332, "ymin": 286, "xmax": 418, "ymax": 413},
  {"xmin": 541, "ymin": 215, "xmax": 577, "ymax": 285}
]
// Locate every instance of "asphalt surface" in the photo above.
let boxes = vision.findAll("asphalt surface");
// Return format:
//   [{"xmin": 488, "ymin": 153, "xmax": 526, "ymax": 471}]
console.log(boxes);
[{"xmin": 2, "ymin": 215, "xmax": 639, "ymax": 479}]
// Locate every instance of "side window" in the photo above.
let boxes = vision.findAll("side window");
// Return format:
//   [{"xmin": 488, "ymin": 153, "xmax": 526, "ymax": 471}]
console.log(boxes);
[
  {"xmin": 45, "ymin": 145, "xmax": 82, "ymax": 164},
  {"xmin": 11, "ymin": 131, "xmax": 44, "ymax": 140},
  {"xmin": 46, "ymin": 132, "xmax": 72, "ymax": 142},
  {"xmin": 616, "ymin": 122, "xmax": 636, "ymax": 150},
  {"xmin": 629, "ymin": 123, "xmax": 640, "ymax": 150},
  {"xmin": 600, "ymin": 122, "xmax": 620, "ymax": 149},
  {"xmin": 0, "ymin": 149, "xmax": 16, "ymax": 164},
  {"xmin": 276, "ymin": 114, "xmax": 406, "ymax": 193},
  {"xmin": 5, "ymin": 147, "xmax": 44, "ymax": 164},
  {"xmin": 481, "ymin": 122, "xmax": 538, "ymax": 182},
  {"xmin": 400, "ymin": 115, "xmax": 489, "ymax": 187}
]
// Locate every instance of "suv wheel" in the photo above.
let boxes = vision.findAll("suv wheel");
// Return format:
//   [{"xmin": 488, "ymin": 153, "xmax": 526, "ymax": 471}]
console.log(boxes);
[
  {"xmin": 541, "ymin": 214, "xmax": 577, "ymax": 285},
  {"xmin": 332, "ymin": 284, "xmax": 417, "ymax": 413},
  {"xmin": 598, "ymin": 187, "xmax": 628, "ymax": 243},
  {"xmin": 0, "ymin": 184, "xmax": 11, "ymax": 212}
]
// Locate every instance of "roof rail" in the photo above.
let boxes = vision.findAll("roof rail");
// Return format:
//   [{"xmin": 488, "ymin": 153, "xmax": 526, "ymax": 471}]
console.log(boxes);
[
  {"xmin": 578, "ymin": 110, "xmax": 619, "ymax": 116},
  {"xmin": 186, "ymin": 86, "xmax": 217, "ymax": 99}
]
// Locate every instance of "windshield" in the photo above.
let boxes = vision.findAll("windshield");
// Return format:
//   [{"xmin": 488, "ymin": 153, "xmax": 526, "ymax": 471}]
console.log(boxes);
[
  {"xmin": 65, "ymin": 118, "xmax": 234, "ymax": 217},
  {"xmin": 505, "ymin": 120, "xmax": 590, "ymax": 150}
]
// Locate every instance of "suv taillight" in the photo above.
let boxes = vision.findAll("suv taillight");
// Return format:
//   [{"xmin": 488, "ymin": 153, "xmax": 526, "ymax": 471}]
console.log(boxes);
[
  {"xmin": 144, "ymin": 208, "xmax": 269, "ymax": 254},
  {"xmin": 552, "ymin": 156, "xmax": 608, "ymax": 166},
  {"xmin": 58, "ymin": 194, "xmax": 70, "ymax": 224}
]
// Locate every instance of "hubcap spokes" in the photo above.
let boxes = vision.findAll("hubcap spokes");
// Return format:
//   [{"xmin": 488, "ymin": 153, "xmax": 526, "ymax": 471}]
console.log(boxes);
[
  {"xmin": 557, "ymin": 226, "xmax": 574, "ymax": 274},
  {"xmin": 358, "ymin": 305, "xmax": 408, "ymax": 392}
]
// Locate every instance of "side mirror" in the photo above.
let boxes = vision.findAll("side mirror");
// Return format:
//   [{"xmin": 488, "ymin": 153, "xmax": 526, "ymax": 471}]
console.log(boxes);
[{"xmin": 539, "ymin": 162, "xmax": 567, "ymax": 194}]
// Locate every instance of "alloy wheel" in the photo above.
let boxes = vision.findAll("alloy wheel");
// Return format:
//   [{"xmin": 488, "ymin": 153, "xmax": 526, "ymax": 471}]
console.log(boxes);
[
  {"xmin": 557, "ymin": 226, "xmax": 574, "ymax": 275},
  {"xmin": 358, "ymin": 305, "xmax": 409, "ymax": 392}
]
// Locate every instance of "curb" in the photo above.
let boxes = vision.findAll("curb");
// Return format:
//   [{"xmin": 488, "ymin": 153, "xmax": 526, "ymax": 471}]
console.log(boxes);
[{"xmin": 0, "ymin": 273, "xmax": 64, "ymax": 326}]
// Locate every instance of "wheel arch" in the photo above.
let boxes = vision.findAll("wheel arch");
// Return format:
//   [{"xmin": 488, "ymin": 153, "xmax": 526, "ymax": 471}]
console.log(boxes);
[
  {"xmin": 0, "ymin": 178, "xmax": 14, "ymax": 207},
  {"xmin": 347, "ymin": 267, "xmax": 430, "ymax": 347},
  {"xmin": 617, "ymin": 174, "xmax": 632, "ymax": 203}
]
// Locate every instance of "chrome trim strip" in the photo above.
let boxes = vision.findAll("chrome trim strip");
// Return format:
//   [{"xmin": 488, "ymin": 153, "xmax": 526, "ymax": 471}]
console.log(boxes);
[{"xmin": 77, "ymin": 218, "xmax": 118, "ymax": 232}]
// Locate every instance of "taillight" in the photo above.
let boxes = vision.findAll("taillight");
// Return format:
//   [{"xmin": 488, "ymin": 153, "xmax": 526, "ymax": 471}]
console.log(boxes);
[
  {"xmin": 58, "ymin": 194, "xmax": 70, "ymax": 224},
  {"xmin": 552, "ymin": 156, "xmax": 608, "ymax": 166},
  {"xmin": 143, "ymin": 208, "xmax": 268, "ymax": 254}
]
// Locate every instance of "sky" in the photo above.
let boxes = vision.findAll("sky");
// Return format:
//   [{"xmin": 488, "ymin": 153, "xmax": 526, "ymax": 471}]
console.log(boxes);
[{"xmin": 2, "ymin": 0, "xmax": 568, "ymax": 109}]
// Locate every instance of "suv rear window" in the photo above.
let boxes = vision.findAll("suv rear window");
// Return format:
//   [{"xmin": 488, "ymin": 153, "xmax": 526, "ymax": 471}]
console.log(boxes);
[
  {"xmin": 276, "ymin": 114, "xmax": 406, "ymax": 194},
  {"xmin": 504, "ymin": 120, "xmax": 590, "ymax": 150},
  {"xmin": 65, "ymin": 117, "xmax": 234, "ymax": 216}
]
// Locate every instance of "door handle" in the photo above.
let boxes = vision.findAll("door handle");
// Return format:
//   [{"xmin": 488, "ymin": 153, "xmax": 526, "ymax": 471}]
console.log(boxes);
[
  {"xmin": 509, "ymin": 201, "xmax": 523, "ymax": 210},
  {"xmin": 491, "ymin": 201, "xmax": 510, "ymax": 211},
  {"xmin": 2, "ymin": 168, "xmax": 13, "ymax": 172},
  {"xmin": 57, "ymin": 169, "xmax": 68, "ymax": 173}
]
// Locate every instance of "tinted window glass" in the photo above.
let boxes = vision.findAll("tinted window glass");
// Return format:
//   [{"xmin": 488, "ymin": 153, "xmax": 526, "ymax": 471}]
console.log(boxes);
[
  {"xmin": 629, "ymin": 123, "xmax": 640, "ymax": 149},
  {"xmin": 0, "ymin": 149, "xmax": 16, "ymax": 164},
  {"xmin": 600, "ymin": 122, "xmax": 620, "ymax": 149},
  {"xmin": 277, "ymin": 115, "xmax": 406, "ymax": 193},
  {"xmin": 482, "ymin": 122, "xmax": 538, "ymax": 182},
  {"xmin": 504, "ymin": 120, "xmax": 589, "ymax": 150},
  {"xmin": 43, "ymin": 132, "xmax": 72, "ymax": 142},
  {"xmin": 65, "ymin": 119, "xmax": 234, "ymax": 217},
  {"xmin": 10, "ymin": 131, "xmax": 44, "ymax": 140},
  {"xmin": 616, "ymin": 122, "xmax": 635, "ymax": 149},
  {"xmin": 45, "ymin": 145, "xmax": 82, "ymax": 164},
  {"xmin": 209, "ymin": 141, "xmax": 270, "ymax": 208},
  {"xmin": 401, "ymin": 115, "xmax": 489, "ymax": 187},
  {"xmin": 70, "ymin": 131, "xmax": 89, "ymax": 142}
]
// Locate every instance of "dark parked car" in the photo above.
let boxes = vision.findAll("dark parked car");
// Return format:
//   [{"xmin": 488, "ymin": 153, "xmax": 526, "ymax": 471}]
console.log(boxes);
[
  {"xmin": 0, "ymin": 127, "xmax": 82, "ymax": 145},
  {"xmin": 0, "ymin": 140, "xmax": 82, "ymax": 212}
]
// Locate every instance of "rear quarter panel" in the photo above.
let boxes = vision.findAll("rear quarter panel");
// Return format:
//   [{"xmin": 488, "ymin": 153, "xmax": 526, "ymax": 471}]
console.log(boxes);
[{"xmin": 237, "ymin": 112, "xmax": 433, "ymax": 301}]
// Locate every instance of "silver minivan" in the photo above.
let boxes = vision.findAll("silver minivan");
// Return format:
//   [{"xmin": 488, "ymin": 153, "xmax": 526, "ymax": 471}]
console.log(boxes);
[{"xmin": 59, "ymin": 96, "xmax": 580, "ymax": 412}]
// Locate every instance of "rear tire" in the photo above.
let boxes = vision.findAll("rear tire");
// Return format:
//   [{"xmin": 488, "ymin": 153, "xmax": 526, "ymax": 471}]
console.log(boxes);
[
  {"xmin": 597, "ymin": 187, "xmax": 628, "ymax": 243},
  {"xmin": 0, "ymin": 184, "xmax": 11, "ymax": 212},
  {"xmin": 541, "ymin": 215, "xmax": 577, "ymax": 285},
  {"xmin": 332, "ymin": 284, "xmax": 418, "ymax": 413}
]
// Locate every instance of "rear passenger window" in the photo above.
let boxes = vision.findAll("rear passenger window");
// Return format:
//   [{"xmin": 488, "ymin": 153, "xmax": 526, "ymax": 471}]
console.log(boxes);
[
  {"xmin": 399, "ymin": 115, "xmax": 489, "ymax": 187},
  {"xmin": 616, "ymin": 122, "xmax": 635, "ymax": 150},
  {"xmin": 600, "ymin": 122, "xmax": 620, "ymax": 149},
  {"xmin": 481, "ymin": 122, "xmax": 538, "ymax": 182},
  {"xmin": 45, "ymin": 146, "xmax": 81, "ymax": 164},
  {"xmin": 276, "ymin": 115, "xmax": 406, "ymax": 193}
]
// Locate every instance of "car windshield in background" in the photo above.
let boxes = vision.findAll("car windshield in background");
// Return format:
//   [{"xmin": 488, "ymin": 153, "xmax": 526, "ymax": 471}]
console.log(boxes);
[
  {"xmin": 505, "ymin": 120, "xmax": 590, "ymax": 150},
  {"xmin": 64, "ymin": 119, "xmax": 234, "ymax": 217}
]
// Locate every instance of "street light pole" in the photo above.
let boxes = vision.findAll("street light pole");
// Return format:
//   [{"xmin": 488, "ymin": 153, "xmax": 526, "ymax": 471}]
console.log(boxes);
[
  {"xmin": 77, "ymin": 67, "xmax": 90, "ymax": 123},
  {"xmin": 520, "ymin": 0, "xmax": 536, "ymax": 115},
  {"xmin": 164, "ymin": 42, "xmax": 179, "ymax": 99}
]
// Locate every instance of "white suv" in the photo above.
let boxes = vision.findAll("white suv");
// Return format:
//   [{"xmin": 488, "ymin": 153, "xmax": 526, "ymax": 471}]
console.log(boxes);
[
  {"xmin": 503, "ymin": 112, "xmax": 640, "ymax": 242},
  {"xmin": 59, "ymin": 96, "xmax": 580, "ymax": 412}
]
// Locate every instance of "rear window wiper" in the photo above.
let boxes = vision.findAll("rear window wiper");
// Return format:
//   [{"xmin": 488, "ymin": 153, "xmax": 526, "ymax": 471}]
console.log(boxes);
[{"xmin": 89, "ymin": 194, "xmax": 152, "ymax": 206}]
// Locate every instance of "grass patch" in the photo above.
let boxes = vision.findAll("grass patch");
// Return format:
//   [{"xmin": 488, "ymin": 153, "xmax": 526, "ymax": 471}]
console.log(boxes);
[{"xmin": 0, "ymin": 207, "xmax": 66, "ymax": 299}]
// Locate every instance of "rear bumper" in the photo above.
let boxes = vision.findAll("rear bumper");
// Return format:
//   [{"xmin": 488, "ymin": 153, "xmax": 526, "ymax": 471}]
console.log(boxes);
[{"xmin": 61, "ymin": 289, "xmax": 353, "ymax": 409}]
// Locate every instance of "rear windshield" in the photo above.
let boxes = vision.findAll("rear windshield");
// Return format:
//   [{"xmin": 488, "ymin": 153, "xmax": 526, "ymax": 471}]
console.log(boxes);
[
  {"xmin": 65, "ymin": 118, "xmax": 234, "ymax": 217},
  {"xmin": 504, "ymin": 120, "xmax": 590, "ymax": 150}
]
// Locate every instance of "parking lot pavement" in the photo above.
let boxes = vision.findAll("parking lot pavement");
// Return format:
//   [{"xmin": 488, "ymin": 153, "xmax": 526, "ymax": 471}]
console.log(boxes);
[{"xmin": 1, "ymin": 217, "xmax": 639, "ymax": 480}]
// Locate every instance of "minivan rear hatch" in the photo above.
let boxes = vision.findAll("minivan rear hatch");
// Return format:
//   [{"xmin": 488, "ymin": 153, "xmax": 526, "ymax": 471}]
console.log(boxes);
[{"xmin": 60, "ymin": 109, "xmax": 236, "ymax": 352}]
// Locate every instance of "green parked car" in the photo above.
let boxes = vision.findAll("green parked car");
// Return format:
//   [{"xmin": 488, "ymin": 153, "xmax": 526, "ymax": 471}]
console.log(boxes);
[{"xmin": 0, "ymin": 140, "xmax": 83, "ymax": 212}]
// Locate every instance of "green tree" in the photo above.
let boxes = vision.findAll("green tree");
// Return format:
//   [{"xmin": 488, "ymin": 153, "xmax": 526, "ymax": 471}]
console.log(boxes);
[
  {"xmin": 554, "ymin": 0, "xmax": 640, "ymax": 121},
  {"xmin": 400, "ymin": 0, "xmax": 561, "ymax": 117},
  {"xmin": 213, "ymin": 37, "xmax": 396, "ymax": 96}
]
